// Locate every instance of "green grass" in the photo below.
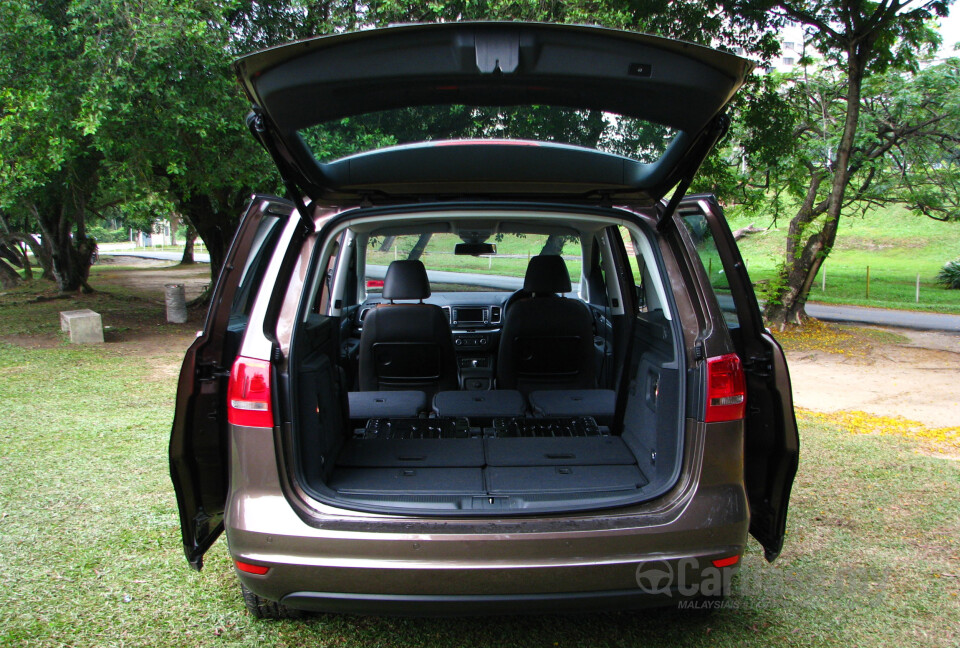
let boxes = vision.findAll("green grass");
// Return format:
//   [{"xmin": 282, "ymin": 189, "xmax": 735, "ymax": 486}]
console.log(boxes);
[
  {"xmin": 0, "ymin": 287, "xmax": 957, "ymax": 647},
  {"xmin": 726, "ymin": 204, "xmax": 960, "ymax": 313},
  {"xmin": 367, "ymin": 233, "xmax": 583, "ymax": 287}
]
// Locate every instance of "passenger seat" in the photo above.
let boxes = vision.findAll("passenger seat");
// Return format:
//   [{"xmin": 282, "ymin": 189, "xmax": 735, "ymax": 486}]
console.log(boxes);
[{"xmin": 358, "ymin": 260, "xmax": 458, "ymax": 395}]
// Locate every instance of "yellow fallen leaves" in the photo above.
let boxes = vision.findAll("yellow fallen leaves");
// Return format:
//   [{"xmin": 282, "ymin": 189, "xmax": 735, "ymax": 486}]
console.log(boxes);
[
  {"xmin": 800, "ymin": 408, "xmax": 960, "ymax": 453},
  {"xmin": 773, "ymin": 319, "xmax": 870, "ymax": 355}
]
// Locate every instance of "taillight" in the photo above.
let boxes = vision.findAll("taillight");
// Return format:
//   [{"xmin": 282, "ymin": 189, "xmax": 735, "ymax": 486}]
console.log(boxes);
[
  {"xmin": 227, "ymin": 357, "xmax": 273, "ymax": 427},
  {"xmin": 234, "ymin": 560, "xmax": 269, "ymax": 575},
  {"xmin": 712, "ymin": 554, "xmax": 741, "ymax": 568},
  {"xmin": 705, "ymin": 353, "xmax": 746, "ymax": 423}
]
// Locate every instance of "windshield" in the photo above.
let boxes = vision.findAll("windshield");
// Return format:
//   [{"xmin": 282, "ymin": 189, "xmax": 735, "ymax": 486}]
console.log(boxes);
[
  {"xmin": 365, "ymin": 232, "xmax": 581, "ymax": 293},
  {"xmin": 300, "ymin": 104, "xmax": 676, "ymax": 164}
]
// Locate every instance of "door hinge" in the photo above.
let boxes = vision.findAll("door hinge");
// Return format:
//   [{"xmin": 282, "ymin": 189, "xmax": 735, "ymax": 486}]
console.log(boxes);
[
  {"xmin": 197, "ymin": 362, "xmax": 230, "ymax": 380},
  {"xmin": 693, "ymin": 344, "xmax": 705, "ymax": 361},
  {"xmin": 742, "ymin": 355, "xmax": 772, "ymax": 377}
]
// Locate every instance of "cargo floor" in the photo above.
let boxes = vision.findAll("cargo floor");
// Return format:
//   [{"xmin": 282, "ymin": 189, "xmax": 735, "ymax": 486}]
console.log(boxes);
[{"xmin": 328, "ymin": 433, "xmax": 649, "ymax": 497}]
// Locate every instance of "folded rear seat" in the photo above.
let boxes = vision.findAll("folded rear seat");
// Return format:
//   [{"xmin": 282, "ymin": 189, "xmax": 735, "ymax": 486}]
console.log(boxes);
[
  {"xmin": 432, "ymin": 390, "xmax": 526, "ymax": 419},
  {"xmin": 347, "ymin": 390, "xmax": 428, "ymax": 420},
  {"xmin": 528, "ymin": 389, "xmax": 616, "ymax": 423}
]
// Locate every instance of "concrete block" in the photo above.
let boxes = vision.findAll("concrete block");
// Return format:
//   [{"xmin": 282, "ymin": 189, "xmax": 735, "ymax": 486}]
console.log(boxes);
[{"xmin": 59, "ymin": 309, "xmax": 104, "ymax": 344}]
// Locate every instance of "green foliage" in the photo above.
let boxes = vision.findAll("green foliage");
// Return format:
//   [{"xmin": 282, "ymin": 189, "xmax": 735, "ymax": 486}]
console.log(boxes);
[
  {"xmin": 728, "ymin": 204, "xmax": 960, "ymax": 313},
  {"xmin": 86, "ymin": 224, "xmax": 128, "ymax": 243},
  {"xmin": 937, "ymin": 259, "xmax": 960, "ymax": 289}
]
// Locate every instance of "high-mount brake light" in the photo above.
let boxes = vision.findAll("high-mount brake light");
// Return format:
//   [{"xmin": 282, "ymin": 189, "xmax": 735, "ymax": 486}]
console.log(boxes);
[
  {"xmin": 705, "ymin": 353, "xmax": 746, "ymax": 423},
  {"xmin": 227, "ymin": 357, "xmax": 273, "ymax": 428}
]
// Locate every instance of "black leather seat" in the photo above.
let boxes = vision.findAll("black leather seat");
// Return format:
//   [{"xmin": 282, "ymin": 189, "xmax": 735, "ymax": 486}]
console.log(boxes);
[
  {"xmin": 497, "ymin": 255, "xmax": 596, "ymax": 394},
  {"xmin": 359, "ymin": 260, "xmax": 458, "ymax": 394}
]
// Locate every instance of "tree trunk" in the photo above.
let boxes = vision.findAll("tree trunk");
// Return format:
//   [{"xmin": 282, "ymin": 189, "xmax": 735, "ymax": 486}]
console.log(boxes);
[
  {"xmin": 180, "ymin": 222, "xmax": 197, "ymax": 265},
  {"xmin": 764, "ymin": 47, "xmax": 866, "ymax": 325},
  {"xmin": 18, "ymin": 242, "xmax": 32, "ymax": 280},
  {"xmin": 178, "ymin": 192, "xmax": 247, "ymax": 293},
  {"xmin": 378, "ymin": 235, "xmax": 396, "ymax": 252},
  {"xmin": 407, "ymin": 233, "xmax": 431, "ymax": 261},
  {"xmin": 0, "ymin": 241, "xmax": 34, "ymax": 281},
  {"xmin": 37, "ymin": 232, "xmax": 55, "ymax": 280},
  {"xmin": 13, "ymin": 233, "xmax": 54, "ymax": 280},
  {"xmin": 0, "ymin": 258, "xmax": 20, "ymax": 288},
  {"xmin": 541, "ymin": 234, "xmax": 566, "ymax": 256},
  {"xmin": 31, "ymin": 202, "xmax": 94, "ymax": 294}
]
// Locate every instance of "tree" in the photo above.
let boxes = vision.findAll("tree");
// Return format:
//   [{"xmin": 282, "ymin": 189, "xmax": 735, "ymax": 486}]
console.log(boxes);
[
  {"xmin": 4, "ymin": 0, "xmax": 784, "ymax": 297},
  {"xmin": 0, "ymin": 1, "xmax": 107, "ymax": 293},
  {"xmin": 733, "ymin": 0, "xmax": 950, "ymax": 325},
  {"xmin": 181, "ymin": 220, "xmax": 198, "ymax": 265}
]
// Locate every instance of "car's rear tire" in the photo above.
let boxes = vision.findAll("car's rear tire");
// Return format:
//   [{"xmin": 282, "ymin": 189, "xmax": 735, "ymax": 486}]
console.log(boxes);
[{"xmin": 240, "ymin": 583, "xmax": 306, "ymax": 620}]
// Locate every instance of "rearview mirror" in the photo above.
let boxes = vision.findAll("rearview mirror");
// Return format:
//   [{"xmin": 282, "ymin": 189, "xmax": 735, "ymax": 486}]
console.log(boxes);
[{"xmin": 455, "ymin": 243, "xmax": 496, "ymax": 256}]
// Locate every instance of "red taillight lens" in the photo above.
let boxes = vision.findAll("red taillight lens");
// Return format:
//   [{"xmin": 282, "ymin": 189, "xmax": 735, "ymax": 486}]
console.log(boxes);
[
  {"xmin": 234, "ymin": 560, "xmax": 269, "ymax": 575},
  {"xmin": 705, "ymin": 353, "xmax": 746, "ymax": 423},
  {"xmin": 366, "ymin": 279, "xmax": 384, "ymax": 289},
  {"xmin": 227, "ymin": 357, "xmax": 273, "ymax": 428},
  {"xmin": 712, "ymin": 554, "xmax": 741, "ymax": 568}
]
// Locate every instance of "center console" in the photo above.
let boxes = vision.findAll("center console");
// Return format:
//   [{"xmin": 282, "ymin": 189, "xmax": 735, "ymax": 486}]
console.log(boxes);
[{"xmin": 449, "ymin": 305, "xmax": 502, "ymax": 390}]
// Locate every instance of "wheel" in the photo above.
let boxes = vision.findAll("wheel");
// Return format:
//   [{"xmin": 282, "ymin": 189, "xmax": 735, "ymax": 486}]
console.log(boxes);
[{"xmin": 240, "ymin": 583, "xmax": 306, "ymax": 620}]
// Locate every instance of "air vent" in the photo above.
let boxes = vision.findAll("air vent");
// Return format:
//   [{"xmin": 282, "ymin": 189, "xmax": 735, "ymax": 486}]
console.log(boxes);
[
  {"xmin": 442, "ymin": 306, "xmax": 452, "ymax": 323},
  {"xmin": 490, "ymin": 306, "xmax": 501, "ymax": 324}
]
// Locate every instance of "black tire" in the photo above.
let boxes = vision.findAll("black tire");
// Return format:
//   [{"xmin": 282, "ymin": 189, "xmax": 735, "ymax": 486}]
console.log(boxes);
[{"xmin": 240, "ymin": 583, "xmax": 306, "ymax": 620}]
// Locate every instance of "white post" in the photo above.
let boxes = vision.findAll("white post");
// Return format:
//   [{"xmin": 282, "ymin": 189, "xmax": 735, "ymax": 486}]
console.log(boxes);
[
  {"xmin": 394, "ymin": 244, "xmax": 398, "ymax": 260},
  {"xmin": 916, "ymin": 273, "xmax": 921, "ymax": 303}
]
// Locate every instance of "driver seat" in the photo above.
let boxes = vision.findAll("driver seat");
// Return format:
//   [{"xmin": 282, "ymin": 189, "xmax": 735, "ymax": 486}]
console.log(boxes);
[
  {"xmin": 496, "ymin": 255, "xmax": 596, "ymax": 394},
  {"xmin": 359, "ymin": 260, "xmax": 458, "ymax": 395}
]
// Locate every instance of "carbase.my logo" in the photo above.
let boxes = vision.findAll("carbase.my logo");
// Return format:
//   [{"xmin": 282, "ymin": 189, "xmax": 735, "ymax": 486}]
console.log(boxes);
[
  {"xmin": 635, "ymin": 558, "xmax": 735, "ymax": 599},
  {"xmin": 634, "ymin": 560, "xmax": 675, "ymax": 595}
]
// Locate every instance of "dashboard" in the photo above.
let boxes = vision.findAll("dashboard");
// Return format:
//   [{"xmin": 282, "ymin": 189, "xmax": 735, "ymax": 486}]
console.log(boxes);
[{"xmin": 356, "ymin": 291, "xmax": 509, "ymax": 332}]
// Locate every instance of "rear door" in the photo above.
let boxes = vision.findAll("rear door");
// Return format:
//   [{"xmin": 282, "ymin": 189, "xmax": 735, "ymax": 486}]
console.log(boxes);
[
  {"xmin": 675, "ymin": 195, "xmax": 799, "ymax": 562},
  {"xmin": 233, "ymin": 22, "xmax": 752, "ymax": 206},
  {"xmin": 169, "ymin": 195, "xmax": 292, "ymax": 570}
]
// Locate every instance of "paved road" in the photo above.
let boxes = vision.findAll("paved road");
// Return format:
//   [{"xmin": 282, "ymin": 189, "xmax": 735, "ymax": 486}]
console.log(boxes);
[
  {"xmin": 804, "ymin": 303, "xmax": 960, "ymax": 333},
  {"xmin": 106, "ymin": 252, "xmax": 960, "ymax": 332},
  {"xmin": 110, "ymin": 250, "xmax": 211, "ymax": 263}
]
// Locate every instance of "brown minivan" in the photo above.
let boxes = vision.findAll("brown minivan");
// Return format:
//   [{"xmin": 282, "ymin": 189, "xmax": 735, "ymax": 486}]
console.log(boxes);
[{"xmin": 170, "ymin": 22, "xmax": 798, "ymax": 617}]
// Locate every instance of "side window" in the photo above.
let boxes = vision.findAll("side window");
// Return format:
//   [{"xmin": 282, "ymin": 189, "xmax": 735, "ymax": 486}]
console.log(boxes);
[
  {"xmin": 680, "ymin": 213, "xmax": 739, "ymax": 329},
  {"xmin": 622, "ymin": 228, "xmax": 647, "ymax": 312},
  {"xmin": 230, "ymin": 215, "xmax": 283, "ymax": 318}
]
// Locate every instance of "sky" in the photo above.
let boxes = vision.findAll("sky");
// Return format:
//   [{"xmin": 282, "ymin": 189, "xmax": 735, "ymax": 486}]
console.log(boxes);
[{"xmin": 936, "ymin": 9, "xmax": 960, "ymax": 58}]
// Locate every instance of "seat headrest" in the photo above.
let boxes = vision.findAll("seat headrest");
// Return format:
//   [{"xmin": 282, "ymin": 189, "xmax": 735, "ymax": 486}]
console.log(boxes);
[
  {"xmin": 382, "ymin": 260, "xmax": 431, "ymax": 300},
  {"xmin": 523, "ymin": 255, "xmax": 572, "ymax": 294}
]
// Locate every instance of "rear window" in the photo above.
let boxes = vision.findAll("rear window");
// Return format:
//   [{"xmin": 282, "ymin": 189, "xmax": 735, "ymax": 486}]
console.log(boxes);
[
  {"xmin": 364, "ymin": 232, "xmax": 581, "ymax": 293},
  {"xmin": 300, "ymin": 104, "xmax": 676, "ymax": 164},
  {"xmin": 680, "ymin": 213, "xmax": 739, "ymax": 329}
]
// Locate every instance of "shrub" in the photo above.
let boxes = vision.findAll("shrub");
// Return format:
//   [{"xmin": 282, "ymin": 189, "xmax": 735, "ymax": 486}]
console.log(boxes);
[
  {"xmin": 937, "ymin": 259, "xmax": 960, "ymax": 289},
  {"xmin": 87, "ymin": 225, "xmax": 129, "ymax": 243}
]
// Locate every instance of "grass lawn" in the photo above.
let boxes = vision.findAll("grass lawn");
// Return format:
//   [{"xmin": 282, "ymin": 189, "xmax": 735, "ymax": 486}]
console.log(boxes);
[
  {"xmin": 726, "ymin": 204, "xmax": 960, "ymax": 314},
  {"xmin": 0, "ymin": 283, "xmax": 957, "ymax": 647}
]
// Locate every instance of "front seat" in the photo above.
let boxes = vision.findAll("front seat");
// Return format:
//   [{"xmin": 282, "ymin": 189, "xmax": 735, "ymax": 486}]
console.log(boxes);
[
  {"xmin": 359, "ymin": 260, "xmax": 458, "ymax": 395},
  {"xmin": 497, "ymin": 255, "xmax": 596, "ymax": 394}
]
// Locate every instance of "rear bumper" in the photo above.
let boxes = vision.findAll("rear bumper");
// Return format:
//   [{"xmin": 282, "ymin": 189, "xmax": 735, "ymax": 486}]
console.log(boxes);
[
  {"xmin": 279, "ymin": 583, "xmax": 727, "ymax": 616},
  {"xmin": 229, "ymin": 500, "xmax": 746, "ymax": 613},
  {"xmin": 225, "ymin": 421, "xmax": 748, "ymax": 614}
]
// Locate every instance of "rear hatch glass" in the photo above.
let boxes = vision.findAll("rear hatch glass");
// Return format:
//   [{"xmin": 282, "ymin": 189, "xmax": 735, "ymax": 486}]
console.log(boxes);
[{"xmin": 302, "ymin": 105, "xmax": 676, "ymax": 164}]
